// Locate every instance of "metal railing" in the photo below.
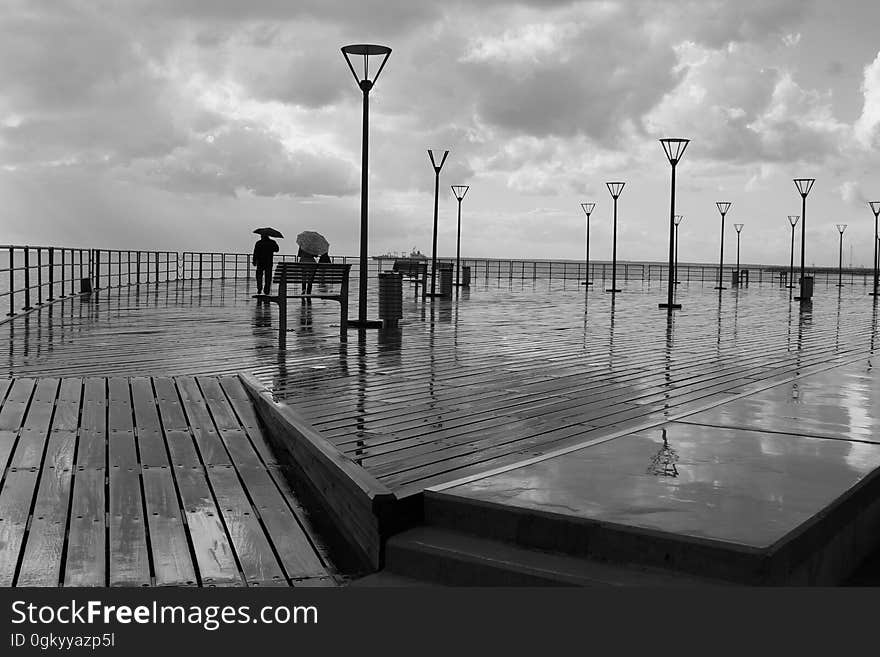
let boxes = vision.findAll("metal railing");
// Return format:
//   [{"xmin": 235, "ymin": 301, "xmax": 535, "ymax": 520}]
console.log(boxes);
[
  {"xmin": 3, "ymin": 245, "xmax": 876, "ymax": 319},
  {"xmin": 1, "ymin": 245, "xmax": 178, "ymax": 318}
]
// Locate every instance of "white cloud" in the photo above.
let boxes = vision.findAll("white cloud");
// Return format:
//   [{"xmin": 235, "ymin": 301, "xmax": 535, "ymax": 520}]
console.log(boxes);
[{"xmin": 855, "ymin": 50, "xmax": 880, "ymax": 148}]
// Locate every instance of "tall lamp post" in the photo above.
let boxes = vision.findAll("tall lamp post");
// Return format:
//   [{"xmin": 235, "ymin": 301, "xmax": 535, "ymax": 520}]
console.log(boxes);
[
  {"xmin": 787, "ymin": 215, "xmax": 799, "ymax": 291},
  {"xmin": 673, "ymin": 215, "xmax": 683, "ymax": 285},
  {"xmin": 659, "ymin": 138, "xmax": 689, "ymax": 312},
  {"xmin": 427, "ymin": 149, "xmax": 449, "ymax": 298},
  {"xmin": 734, "ymin": 223, "xmax": 744, "ymax": 286},
  {"xmin": 580, "ymin": 202, "xmax": 596, "ymax": 286},
  {"xmin": 869, "ymin": 201, "xmax": 880, "ymax": 296},
  {"xmin": 341, "ymin": 43, "xmax": 391, "ymax": 329},
  {"xmin": 606, "ymin": 182, "xmax": 625, "ymax": 295},
  {"xmin": 714, "ymin": 201, "xmax": 731, "ymax": 290},
  {"xmin": 793, "ymin": 178, "xmax": 815, "ymax": 303},
  {"xmin": 451, "ymin": 185, "xmax": 469, "ymax": 288},
  {"xmin": 836, "ymin": 224, "xmax": 848, "ymax": 287}
]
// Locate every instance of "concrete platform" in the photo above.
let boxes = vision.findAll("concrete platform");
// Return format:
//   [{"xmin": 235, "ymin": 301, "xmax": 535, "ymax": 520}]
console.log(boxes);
[{"xmin": 429, "ymin": 357, "xmax": 880, "ymax": 584}]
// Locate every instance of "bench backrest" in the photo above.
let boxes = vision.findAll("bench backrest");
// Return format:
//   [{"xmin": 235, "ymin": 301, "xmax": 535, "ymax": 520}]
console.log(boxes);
[
  {"xmin": 393, "ymin": 259, "xmax": 427, "ymax": 277},
  {"xmin": 273, "ymin": 262, "xmax": 351, "ymax": 286}
]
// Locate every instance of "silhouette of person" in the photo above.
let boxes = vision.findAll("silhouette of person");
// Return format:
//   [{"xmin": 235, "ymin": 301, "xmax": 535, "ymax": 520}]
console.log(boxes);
[
  {"xmin": 298, "ymin": 246, "xmax": 317, "ymax": 296},
  {"xmin": 253, "ymin": 234, "xmax": 279, "ymax": 295}
]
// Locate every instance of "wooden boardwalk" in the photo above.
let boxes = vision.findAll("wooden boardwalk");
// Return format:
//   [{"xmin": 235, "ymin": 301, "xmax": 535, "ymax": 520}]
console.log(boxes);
[
  {"xmin": 2, "ymin": 278, "xmax": 879, "ymax": 501},
  {"xmin": 0, "ymin": 373, "xmax": 338, "ymax": 586}
]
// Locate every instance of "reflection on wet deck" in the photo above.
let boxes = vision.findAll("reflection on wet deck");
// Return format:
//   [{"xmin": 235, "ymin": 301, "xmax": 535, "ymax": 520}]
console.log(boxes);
[{"xmin": 2, "ymin": 278, "xmax": 880, "ymax": 499}]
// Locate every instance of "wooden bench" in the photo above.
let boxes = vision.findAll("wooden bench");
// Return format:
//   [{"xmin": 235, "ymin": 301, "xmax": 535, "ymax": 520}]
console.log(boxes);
[
  {"xmin": 268, "ymin": 262, "xmax": 352, "ymax": 345},
  {"xmin": 392, "ymin": 259, "xmax": 428, "ymax": 299}
]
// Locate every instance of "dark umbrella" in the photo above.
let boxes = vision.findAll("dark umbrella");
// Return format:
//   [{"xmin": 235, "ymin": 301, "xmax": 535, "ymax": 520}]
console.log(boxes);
[
  {"xmin": 296, "ymin": 230, "xmax": 330, "ymax": 256},
  {"xmin": 253, "ymin": 227, "xmax": 284, "ymax": 238}
]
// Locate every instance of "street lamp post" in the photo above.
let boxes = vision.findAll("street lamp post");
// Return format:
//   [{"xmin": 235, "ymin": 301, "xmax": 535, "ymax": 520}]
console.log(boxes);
[
  {"xmin": 836, "ymin": 224, "xmax": 848, "ymax": 287},
  {"xmin": 580, "ymin": 202, "xmax": 596, "ymax": 286},
  {"xmin": 734, "ymin": 223, "xmax": 744, "ymax": 286},
  {"xmin": 787, "ymin": 215, "xmax": 799, "ymax": 291},
  {"xmin": 673, "ymin": 215, "xmax": 683, "ymax": 285},
  {"xmin": 605, "ymin": 183, "xmax": 625, "ymax": 295},
  {"xmin": 451, "ymin": 185, "xmax": 469, "ymax": 289},
  {"xmin": 427, "ymin": 149, "xmax": 450, "ymax": 298},
  {"xmin": 659, "ymin": 138, "xmax": 689, "ymax": 312},
  {"xmin": 793, "ymin": 178, "xmax": 815, "ymax": 303},
  {"xmin": 341, "ymin": 43, "xmax": 391, "ymax": 329},
  {"xmin": 714, "ymin": 202, "xmax": 731, "ymax": 290},
  {"xmin": 869, "ymin": 202, "xmax": 880, "ymax": 296}
]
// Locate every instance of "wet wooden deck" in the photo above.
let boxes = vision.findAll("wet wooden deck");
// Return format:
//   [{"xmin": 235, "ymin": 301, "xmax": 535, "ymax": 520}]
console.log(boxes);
[
  {"xmin": 0, "ymin": 373, "xmax": 338, "ymax": 586},
  {"xmin": 2, "ymin": 278, "xmax": 879, "ymax": 502}
]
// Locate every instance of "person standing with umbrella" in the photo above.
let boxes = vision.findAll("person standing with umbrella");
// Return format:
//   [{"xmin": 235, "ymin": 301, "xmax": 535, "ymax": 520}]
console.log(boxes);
[
  {"xmin": 252, "ymin": 227, "xmax": 282, "ymax": 296},
  {"xmin": 296, "ymin": 231, "xmax": 330, "ymax": 295}
]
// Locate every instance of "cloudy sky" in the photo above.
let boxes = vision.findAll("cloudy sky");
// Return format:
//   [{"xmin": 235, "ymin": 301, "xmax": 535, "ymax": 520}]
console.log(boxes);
[{"xmin": 2, "ymin": 0, "xmax": 880, "ymax": 267}]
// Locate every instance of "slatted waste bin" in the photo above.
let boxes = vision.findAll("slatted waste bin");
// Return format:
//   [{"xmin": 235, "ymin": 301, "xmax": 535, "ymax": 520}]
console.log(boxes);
[
  {"xmin": 799, "ymin": 275, "xmax": 814, "ymax": 301},
  {"xmin": 378, "ymin": 272, "xmax": 403, "ymax": 328},
  {"xmin": 438, "ymin": 262, "xmax": 454, "ymax": 298},
  {"xmin": 461, "ymin": 265, "xmax": 471, "ymax": 288}
]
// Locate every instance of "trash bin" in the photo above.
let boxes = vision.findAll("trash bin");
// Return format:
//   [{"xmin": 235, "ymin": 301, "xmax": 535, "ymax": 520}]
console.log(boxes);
[
  {"xmin": 378, "ymin": 272, "xmax": 403, "ymax": 327},
  {"xmin": 462, "ymin": 265, "xmax": 471, "ymax": 288},
  {"xmin": 799, "ymin": 275, "xmax": 814, "ymax": 300},
  {"xmin": 80, "ymin": 278, "xmax": 92, "ymax": 294},
  {"xmin": 438, "ymin": 262, "xmax": 454, "ymax": 298}
]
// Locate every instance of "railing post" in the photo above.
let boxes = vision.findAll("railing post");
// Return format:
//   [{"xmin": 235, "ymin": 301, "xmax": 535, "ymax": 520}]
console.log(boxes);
[
  {"xmin": 36, "ymin": 247, "xmax": 43, "ymax": 306},
  {"xmin": 94, "ymin": 249, "xmax": 100, "ymax": 290},
  {"xmin": 6, "ymin": 246, "xmax": 15, "ymax": 316},
  {"xmin": 69, "ymin": 249, "xmax": 76, "ymax": 296},
  {"xmin": 48, "ymin": 247, "xmax": 55, "ymax": 302},
  {"xmin": 79, "ymin": 249, "xmax": 85, "ymax": 289},
  {"xmin": 199, "ymin": 253, "xmax": 203, "ymax": 281},
  {"xmin": 60, "ymin": 248, "xmax": 66, "ymax": 297},
  {"xmin": 23, "ymin": 246, "xmax": 32, "ymax": 310},
  {"xmin": 154, "ymin": 252, "xmax": 159, "ymax": 284},
  {"xmin": 136, "ymin": 251, "xmax": 141, "ymax": 285}
]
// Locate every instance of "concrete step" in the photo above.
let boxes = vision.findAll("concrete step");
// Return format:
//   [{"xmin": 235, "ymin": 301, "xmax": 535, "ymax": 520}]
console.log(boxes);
[
  {"xmin": 423, "ymin": 490, "xmax": 763, "ymax": 583},
  {"xmin": 385, "ymin": 526, "xmax": 721, "ymax": 587}
]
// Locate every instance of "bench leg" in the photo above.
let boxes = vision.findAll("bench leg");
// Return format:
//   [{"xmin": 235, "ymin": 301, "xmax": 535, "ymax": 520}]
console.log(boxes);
[
  {"xmin": 340, "ymin": 283, "xmax": 349, "ymax": 339},
  {"xmin": 278, "ymin": 279, "xmax": 287, "ymax": 350}
]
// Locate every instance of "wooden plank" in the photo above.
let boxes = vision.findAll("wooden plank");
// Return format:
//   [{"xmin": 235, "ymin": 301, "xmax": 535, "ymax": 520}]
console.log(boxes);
[
  {"xmin": 174, "ymin": 466, "xmax": 241, "ymax": 585},
  {"xmin": 176, "ymin": 377, "xmax": 232, "ymax": 466},
  {"xmin": 17, "ymin": 442, "xmax": 74, "ymax": 586},
  {"xmin": 63, "ymin": 469, "xmax": 106, "ymax": 587},
  {"xmin": 10, "ymin": 378, "xmax": 58, "ymax": 469},
  {"xmin": 78, "ymin": 378, "xmax": 107, "ymax": 469},
  {"xmin": 131, "ymin": 377, "xmax": 169, "ymax": 467},
  {"xmin": 108, "ymin": 377, "xmax": 137, "ymax": 468},
  {"xmin": 219, "ymin": 376, "xmax": 279, "ymax": 465},
  {"xmin": 108, "ymin": 467, "xmax": 151, "ymax": 586},
  {"xmin": 236, "ymin": 466, "xmax": 328, "ymax": 580},
  {"xmin": 0, "ymin": 469, "xmax": 39, "ymax": 585},
  {"xmin": 206, "ymin": 464, "xmax": 286, "ymax": 585},
  {"xmin": 0, "ymin": 431, "xmax": 16, "ymax": 476},
  {"xmin": 0, "ymin": 378, "xmax": 35, "ymax": 431},
  {"xmin": 52, "ymin": 378, "xmax": 82, "ymax": 431},
  {"xmin": 142, "ymin": 467, "xmax": 196, "ymax": 586}
]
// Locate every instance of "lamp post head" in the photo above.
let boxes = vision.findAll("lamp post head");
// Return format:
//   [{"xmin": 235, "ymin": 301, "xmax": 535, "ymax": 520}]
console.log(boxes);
[
  {"xmin": 716, "ymin": 201, "xmax": 731, "ymax": 216},
  {"xmin": 788, "ymin": 215, "xmax": 800, "ymax": 227},
  {"xmin": 659, "ymin": 138, "xmax": 690, "ymax": 166},
  {"xmin": 451, "ymin": 185, "xmax": 469, "ymax": 201},
  {"xmin": 870, "ymin": 201, "xmax": 880, "ymax": 217},
  {"xmin": 793, "ymin": 178, "xmax": 815, "ymax": 197},
  {"xmin": 341, "ymin": 44, "xmax": 392, "ymax": 90},
  {"xmin": 837, "ymin": 224, "xmax": 848, "ymax": 235},
  {"xmin": 427, "ymin": 149, "xmax": 449, "ymax": 172},
  {"xmin": 734, "ymin": 223, "xmax": 744, "ymax": 234},
  {"xmin": 606, "ymin": 182, "xmax": 625, "ymax": 199},
  {"xmin": 580, "ymin": 202, "xmax": 596, "ymax": 217},
  {"xmin": 673, "ymin": 214, "xmax": 684, "ymax": 227}
]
